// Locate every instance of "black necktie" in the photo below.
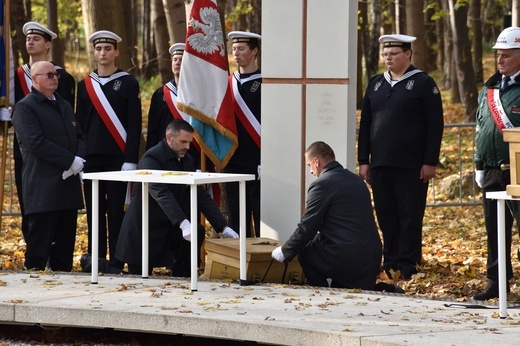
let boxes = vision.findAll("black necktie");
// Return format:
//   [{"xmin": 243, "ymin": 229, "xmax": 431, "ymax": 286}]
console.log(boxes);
[{"xmin": 502, "ymin": 76, "xmax": 511, "ymax": 90}]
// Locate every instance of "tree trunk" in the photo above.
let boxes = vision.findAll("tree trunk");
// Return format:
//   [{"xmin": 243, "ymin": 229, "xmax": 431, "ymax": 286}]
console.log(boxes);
[
  {"xmin": 513, "ymin": 0, "xmax": 520, "ymax": 26},
  {"xmin": 152, "ymin": 0, "xmax": 173, "ymax": 84},
  {"xmin": 406, "ymin": 0, "xmax": 428, "ymax": 71},
  {"xmin": 11, "ymin": 0, "xmax": 29, "ymax": 67},
  {"xmin": 142, "ymin": 0, "xmax": 158, "ymax": 79},
  {"xmin": 366, "ymin": 0, "xmax": 382, "ymax": 82},
  {"xmin": 80, "ymin": 0, "xmax": 135, "ymax": 73},
  {"xmin": 449, "ymin": 0, "xmax": 478, "ymax": 122},
  {"xmin": 470, "ymin": 0, "xmax": 483, "ymax": 84},
  {"xmin": 358, "ymin": 0, "xmax": 368, "ymax": 109},
  {"xmin": 47, "ymin": 0, "xmax": 64, "ymax": 68},
  {"xmin": 162, "ymin": 0, "xmax": 187, "ymax": 44}
]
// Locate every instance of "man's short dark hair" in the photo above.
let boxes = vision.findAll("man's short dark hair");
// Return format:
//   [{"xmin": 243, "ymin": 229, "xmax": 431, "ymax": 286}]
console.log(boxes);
[
  {"xmin": 306, "ymin": 141, "xmax": 335, "ymax": 161},
  {"xmin": 166, "ymin": 119, "xmax": 194, "ymax": 136}
]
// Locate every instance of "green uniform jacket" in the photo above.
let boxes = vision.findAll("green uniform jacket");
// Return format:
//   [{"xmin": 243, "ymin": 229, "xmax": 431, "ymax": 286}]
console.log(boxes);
[{"xmin": 475, "ymin": 71, "xmax": 520, "ymax": 170}]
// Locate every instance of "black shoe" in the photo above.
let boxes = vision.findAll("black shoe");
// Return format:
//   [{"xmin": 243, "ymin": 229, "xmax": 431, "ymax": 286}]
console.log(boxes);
[
  {"xmin": 375, "ymin": 282, "xmax": 405, "ymax": 293},
  {"xmin": 473, "ymin": 280, "xmax": 510, "ymax": 301},
  {"xmin": 80, "ymin": 254, "xmax": 92, "ymax": 273}
]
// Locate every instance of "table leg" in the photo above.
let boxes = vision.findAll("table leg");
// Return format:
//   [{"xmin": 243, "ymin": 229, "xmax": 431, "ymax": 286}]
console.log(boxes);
[
  {"xmin": 91, "ymin": 180, "xmax": 99, "ymax": 284},
  {"xmin": 142, "ymin": 182, "xmax": 149, "ymax": 278},
  {"xmin": 190, "ymin": 184, "xmax": 198, "ymax": 291},
  {"xmin": 239, "ymin": 180, "xmax": 246, "ymax": 284},
  {"xmin": 497, "ymin": 199, "xmax": 508, "ymax": 318}
]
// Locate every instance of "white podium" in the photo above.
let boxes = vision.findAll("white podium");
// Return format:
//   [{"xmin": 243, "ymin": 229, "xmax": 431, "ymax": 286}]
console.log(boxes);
[
  {"xmin": 485, "ymin": 190, "xmax": 516, "ymax": 318},
  {"xmin": 82, "ymin": 170, "xmax": 255, "ymax": 291}
]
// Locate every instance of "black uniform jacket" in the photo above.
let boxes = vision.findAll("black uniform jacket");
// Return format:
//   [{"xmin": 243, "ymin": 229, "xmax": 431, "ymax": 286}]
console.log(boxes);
[
  {"xmin": 12, "ymin": 87, "xmax": 85, "ymax": 215},
  {"xmin": 281, "ymin": 161, "xmax": 382, "ymax": 289},
  {"xmin": 115, "ymin": 139, "xmax": 227, "ymax": 267},
  {"xmin": 358, "ymin": 65, "xmax": 443, "ymax": 169},
  {"xmin": 76, "ymin": 69, "xmax": 142, "ymax": 164}
]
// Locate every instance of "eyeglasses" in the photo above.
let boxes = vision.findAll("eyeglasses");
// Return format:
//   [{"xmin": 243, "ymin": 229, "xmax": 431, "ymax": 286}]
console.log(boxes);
[
  {"xmin": 33, "ymin": 72, "xmax": 60, "ymax": 79},
  {"xmin": 381, "ymin": 51, "xmax": 405, "ymax": 59}
]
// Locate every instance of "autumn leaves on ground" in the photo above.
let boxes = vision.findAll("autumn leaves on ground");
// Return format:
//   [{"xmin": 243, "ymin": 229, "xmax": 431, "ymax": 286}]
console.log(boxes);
[{"xmin": 1, "ymin": 77, "xmax": 520, "ymax": 304}]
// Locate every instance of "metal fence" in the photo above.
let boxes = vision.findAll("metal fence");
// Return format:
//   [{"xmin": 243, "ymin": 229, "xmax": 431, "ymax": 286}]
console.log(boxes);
[{"xmin": 0, "ymin": 123, "xmax": 481, "ymax": 217}]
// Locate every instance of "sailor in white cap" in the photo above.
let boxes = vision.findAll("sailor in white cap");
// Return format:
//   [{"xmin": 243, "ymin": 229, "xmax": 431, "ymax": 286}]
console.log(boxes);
[
  {"xmin": 146, "ymin": 42, "xmax": 200, "ymax": 156},
  {"xmin": 13, "ymin": 22, "xmax": 76, "ymax": 241},
  {"xmin": 472, "ymin": 27, "xmax": 520, "ymax": 301},
  {"xmin": 76, "ymin": 29, "xmax": 142, "ymax": 273},
  {"xmin": 358, "ymin": 33, "xmax": 443, "ymax": 281},
  {"xmin": 88, "ymin": 30, "xmax": 122, "ymax": 48},
  {"xmin": 224, "ymin": 30, "xmax": 262, "ymax": 238},
  {"xmin": 22, "ymin": 21, "xmax": 57, "ymax": 41}
]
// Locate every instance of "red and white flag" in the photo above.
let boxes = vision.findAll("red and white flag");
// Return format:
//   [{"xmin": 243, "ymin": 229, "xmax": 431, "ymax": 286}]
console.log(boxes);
[{"xmin": 177, "ymin": 0, "xmax": 237, "ymax": 170}]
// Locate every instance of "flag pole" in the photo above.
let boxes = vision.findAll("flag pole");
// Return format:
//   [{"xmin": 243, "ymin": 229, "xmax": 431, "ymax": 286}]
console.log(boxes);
[{"xmin": 0, "ymin": 0, "xmax": 11, "ymax": 224}]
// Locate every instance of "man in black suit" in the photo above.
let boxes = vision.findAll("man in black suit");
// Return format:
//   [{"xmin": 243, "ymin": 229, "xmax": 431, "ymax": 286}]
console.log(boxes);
[
  {"xmin": 115, "ymin": 120, "xmax": 238, "ymax": 276},
  {"xmin": 272, "ymin": 141, "xmax": 382, "ymax": 290}
]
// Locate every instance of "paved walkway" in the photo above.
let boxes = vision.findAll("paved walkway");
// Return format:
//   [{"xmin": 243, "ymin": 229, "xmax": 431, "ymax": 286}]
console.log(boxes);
[{"xmin": 1, "ymin": 270, "xmax": 519, "ymax": 345}]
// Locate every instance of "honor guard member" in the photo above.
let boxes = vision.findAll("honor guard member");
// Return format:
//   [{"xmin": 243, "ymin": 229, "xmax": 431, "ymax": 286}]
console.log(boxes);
[
  {"xmin": 76, "ymin": 30, "xmax": 142, "ymax": 271},
  {"xmin": 224, "ymin": 31, "xmax": 262, "ymax": 237},
  {"xmin": 14, "ymin": 22, "xmax": 76, "ymax": 241},
  {"xmin": 358, "ymin": 34, "xmax": 444, "ymax": 280},
  {"xmin": 473, "ymin": 27, "xmax": 520, "ymax": 300},
  {"xmin": 146, "ymin": 43, "xmax": 201, "ymax": 166}
]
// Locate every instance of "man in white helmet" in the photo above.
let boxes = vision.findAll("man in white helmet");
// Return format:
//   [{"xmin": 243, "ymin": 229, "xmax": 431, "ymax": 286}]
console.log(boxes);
[{"xmin": 473, "ymin": 26, "xmax": 520, "ymax": 300}]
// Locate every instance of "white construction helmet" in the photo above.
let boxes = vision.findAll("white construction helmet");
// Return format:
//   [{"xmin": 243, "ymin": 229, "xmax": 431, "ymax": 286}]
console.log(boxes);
[{"xmin": 493, "ymin": 26, "xmax": 520, "ymax": 49}]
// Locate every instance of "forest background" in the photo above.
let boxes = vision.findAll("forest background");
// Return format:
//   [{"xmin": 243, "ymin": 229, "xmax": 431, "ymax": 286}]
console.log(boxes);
[{"xmin": 1, "ymin": 0, "xmax": 520, "ymax": 301}]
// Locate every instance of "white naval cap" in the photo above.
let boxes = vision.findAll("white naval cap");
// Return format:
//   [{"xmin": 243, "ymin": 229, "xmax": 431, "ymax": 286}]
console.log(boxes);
[
  {"xmin": 22, "ymin": 22, "xmax": 57, "ymax": 41},
  {"xmin": 88, "ymin": 30, "xmax": 122, "ymax": 47},
  {"xmin": 227, "ymin": 31, "xmax": 262, "ymax": 43},
  {"xmin": 169, "ymin": 43, "xmax": 185, "ymax": 56},
  {"xmin": 379, "ymin": 34, "xmax": 416, "ymax": 48}
]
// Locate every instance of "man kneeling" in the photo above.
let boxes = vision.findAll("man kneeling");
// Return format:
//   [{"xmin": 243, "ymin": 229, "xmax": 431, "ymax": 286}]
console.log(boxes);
[{"xmin": 271, "ymin": 141, "xmax": 383, "ymax": 290}]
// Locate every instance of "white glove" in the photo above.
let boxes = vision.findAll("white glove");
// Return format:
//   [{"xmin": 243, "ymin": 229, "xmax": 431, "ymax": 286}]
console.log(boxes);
[
  {"xmin": 257, "ymin": 165, "xmax": 261, "ymax": 180},
  {"xmin": 69, "ymin": 156, "xmax": 85, "ymax": 175},
  {"xmin": 0, "ymin": 107, "xmax": 12, "ymax": 121},
  {"xmin": 62, "ymin": 169, "xmax": 74, "ymax": 180},
  {"xmin": 122, "ymin": 162, "xmax": 137, "ymax": 171},
  {"xmin": 475, "ymin": 169, "xmax": 484, "ymax": 188},
  {"xmin": 271, "ymin": 246, "xmax": 285, "ymax": 263},
  {"xmin": 221, "ymin": 226, "xmax": 239, "ymax": 238},
  {"xmin": 180, "ymin": 219, "xmax": 191, "ymax": 241}
]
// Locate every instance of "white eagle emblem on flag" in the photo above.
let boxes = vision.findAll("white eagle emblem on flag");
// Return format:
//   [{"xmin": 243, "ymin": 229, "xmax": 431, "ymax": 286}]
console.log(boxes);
[{"xmin": 187, "ymin": 7, "xmax": 225, "ymax": 57}]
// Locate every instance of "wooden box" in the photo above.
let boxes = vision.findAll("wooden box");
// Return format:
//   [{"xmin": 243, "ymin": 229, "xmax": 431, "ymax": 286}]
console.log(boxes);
[
  {"xmin": 201, "ymin": 237, "xmax": 303, "ymax": 284},
  {"xmin": 503, "ymin": 129, "xmax": 520, "ymax": 196}
]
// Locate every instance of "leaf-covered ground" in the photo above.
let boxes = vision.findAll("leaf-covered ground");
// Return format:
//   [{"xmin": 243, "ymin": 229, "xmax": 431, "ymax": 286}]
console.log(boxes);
[{"xmin": 2, "ymin": 55, "xmax": 520, "ymax": 303}]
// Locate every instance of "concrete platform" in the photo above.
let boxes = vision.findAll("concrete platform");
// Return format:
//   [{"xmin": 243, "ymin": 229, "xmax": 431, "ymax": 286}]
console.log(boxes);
[{"xmin": 1, "ymin": 270, "xmax": 520, "ymax": 345}]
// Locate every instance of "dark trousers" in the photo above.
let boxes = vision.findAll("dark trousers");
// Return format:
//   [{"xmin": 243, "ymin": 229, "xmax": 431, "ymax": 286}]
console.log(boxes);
[
  {"xmin": 127, "ymin": 224, "xmax": 205, "ymax": 277},
  {"xmin": 14, "ymin": 155, "xmax": 28, "ymax": 241},
  {"xmin": 24, "ymin": 210, "xmax": 77, "ymax": 271},
  {"xmin": 226, "ymin": 179, "xmax": 261, "ymax": 237},
  {"xmin": 482, "ymin": 167, "xmax": 520, "ymax": 281},
  {"xmin": 84, "ymin": 160, "xmax": 126, "ymax": 267},
  {"xmin": 370, "ymin": 167, "xmax": 429, "ymax": 276}
]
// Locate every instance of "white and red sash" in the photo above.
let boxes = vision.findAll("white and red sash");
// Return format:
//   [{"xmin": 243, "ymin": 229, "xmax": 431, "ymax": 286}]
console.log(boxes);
[
  {"xmin": 163, "ymin": 82, "xmax": 188, "ymax": 122},
  {"xmin": 17, "ymin": 64, "xmax": 32, "ymax": 96},
  {"xmin": 163, "ymin": 82, "xmax": 201, "ymax": 152},
  {"xmin": 84, "ymin": 72, "xmax": 129, "ymax": 152},
  {"xmin": 230, "ymin": 71, "xmax": 261, "ymax": 148},
  {"xmin": 487, "ymin": 88, "xmax": 513, "ymax": 134}
]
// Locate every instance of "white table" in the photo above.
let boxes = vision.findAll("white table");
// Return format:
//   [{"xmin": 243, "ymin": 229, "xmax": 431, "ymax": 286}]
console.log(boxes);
[
  {"xmin": 82, "ymin": 170, "xmax": 255, "ymax": 291},
  {"xmin": 485, "ymin": 190, "xmax": 517, "ymax": 318}
]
